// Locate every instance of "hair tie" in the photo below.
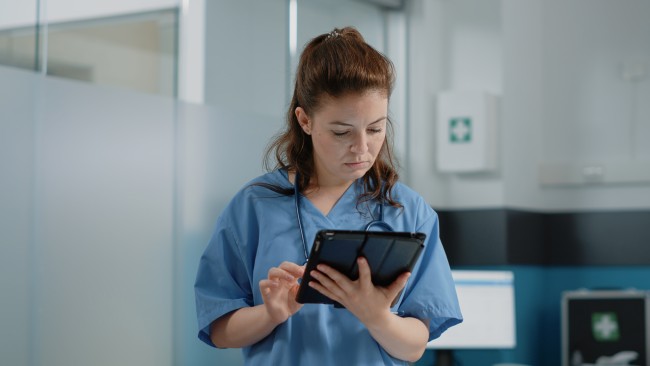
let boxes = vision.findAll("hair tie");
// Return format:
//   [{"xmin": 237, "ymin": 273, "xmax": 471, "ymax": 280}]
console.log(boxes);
[{"xmin": 327, "ymin": 30, "xmax": 340, "ymax": 39}]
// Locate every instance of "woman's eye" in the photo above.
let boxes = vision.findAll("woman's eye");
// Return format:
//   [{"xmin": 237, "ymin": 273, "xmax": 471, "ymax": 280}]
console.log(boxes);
[
  {"xmin": 368, "ymin": 128, "xmax": 383, "ymax": 134},
  {"xmin": 333, "ymin": 131, "xmax": 349, "ymax": 137}
]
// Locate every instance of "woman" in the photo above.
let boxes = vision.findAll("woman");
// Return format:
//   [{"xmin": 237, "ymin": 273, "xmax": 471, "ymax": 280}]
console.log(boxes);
[{"xmin": 195, "ymin": 27, "xmax": 462, "ymax": 365}]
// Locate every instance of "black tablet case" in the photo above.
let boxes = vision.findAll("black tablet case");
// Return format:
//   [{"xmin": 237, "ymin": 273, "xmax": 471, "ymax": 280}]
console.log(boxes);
[{"xmin": 295, "ymin": 230, "xmax": 426, "ymax": 306}]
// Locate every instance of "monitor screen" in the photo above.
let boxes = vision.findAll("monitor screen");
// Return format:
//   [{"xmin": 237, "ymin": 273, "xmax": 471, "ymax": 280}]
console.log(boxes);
[
  {"xmin": 427, "ymin": 270, "xmax": 516, "ymax": 349},
  {"xmin": 562, "ymin": 290, "xmax": 649, "ymax": 366}
]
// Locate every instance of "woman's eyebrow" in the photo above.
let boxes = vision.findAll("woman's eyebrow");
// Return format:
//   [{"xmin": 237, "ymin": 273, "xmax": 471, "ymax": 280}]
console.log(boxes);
[
  {"xmin": 368, "ymin": 117, "xmax": 388, "ymax": 125},
  {"xmin": 328, "ymin": 117, "xmax": 387, "ymax": 127}
]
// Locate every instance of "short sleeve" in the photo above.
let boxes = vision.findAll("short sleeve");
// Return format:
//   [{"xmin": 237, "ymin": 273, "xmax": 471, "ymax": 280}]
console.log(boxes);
[
  {"xmin": 194, "ymin": 215, "xmax": 252, "ymax": 347},
  {"xmin": 396, "ymin": 209, "xmax": 463, "ymax": 341}
]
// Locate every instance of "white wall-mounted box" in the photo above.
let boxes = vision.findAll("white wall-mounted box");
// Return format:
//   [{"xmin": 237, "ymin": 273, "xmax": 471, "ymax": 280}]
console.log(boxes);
[{"xmin": 436, "ymin": 91, "xmax": 498, "ymax": 173}]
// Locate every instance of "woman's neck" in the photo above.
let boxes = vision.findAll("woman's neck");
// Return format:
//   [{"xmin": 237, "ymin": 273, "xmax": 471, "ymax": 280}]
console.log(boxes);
[{"xmin": 288, "ymin": 170, "xmax": 356, "ymax": 216}]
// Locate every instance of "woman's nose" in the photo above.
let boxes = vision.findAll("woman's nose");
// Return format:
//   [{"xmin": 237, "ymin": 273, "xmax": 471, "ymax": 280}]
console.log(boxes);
[{"xmin": 350, "ymin": 133, "xmax": 368, "ymax": 154}]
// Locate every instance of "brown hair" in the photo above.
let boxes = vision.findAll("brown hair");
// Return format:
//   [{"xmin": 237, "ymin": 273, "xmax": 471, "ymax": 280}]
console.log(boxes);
[{"xmin": 264, "ymin": 26, "xmax": 401, "ymax": 208}]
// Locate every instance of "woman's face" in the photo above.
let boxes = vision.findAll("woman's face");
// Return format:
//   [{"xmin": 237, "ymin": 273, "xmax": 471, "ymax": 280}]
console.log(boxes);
[{"xmin": 296, "ymin": 90, "xmax": 388, "ymax": 188}]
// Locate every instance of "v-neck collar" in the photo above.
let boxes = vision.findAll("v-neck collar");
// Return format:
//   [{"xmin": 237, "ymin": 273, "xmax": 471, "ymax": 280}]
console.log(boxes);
[
  {"xmin": 280, "ymin": 169, "xmax": 360, "ymax": 219},
  {"xmin": 301, "ymin": 180, "xmax": 358, "ymax": 219}
]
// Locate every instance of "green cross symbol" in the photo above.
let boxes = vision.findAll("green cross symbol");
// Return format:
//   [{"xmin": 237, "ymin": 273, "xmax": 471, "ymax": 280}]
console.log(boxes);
[
  {"xmin": 592, "ymin": 312, "xmax": 620, "ymax": 342},
  {"xmin": 449, "ymin": 118, "xmax": 472, "ymax": 143}
]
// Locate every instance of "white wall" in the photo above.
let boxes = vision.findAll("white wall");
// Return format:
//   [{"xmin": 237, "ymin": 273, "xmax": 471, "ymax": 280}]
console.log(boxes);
[
  {"xmin": 500, "ymin": 0, "xmax": 544, "ymax": 210},
  {"xmin": 406, "ymin": 0, "xmax": 504, "ymax": 208},
  {"xmin": 405, "ymin": 0, "xmax": 650, "ymax": 211},
  {"xmin": 534, "ymin": 0, "xmax": 650, "ymax": 210},
  {"xmin": 295, "ymin": 0, "xmax": 386, "ymax": 52},
  {"xmin": 0, "ymin": 1, "xmax": 36, "ymax": 30},
  {"xmin": 203, "ymin": 0, "xmax": 288, "ymax": 118}
]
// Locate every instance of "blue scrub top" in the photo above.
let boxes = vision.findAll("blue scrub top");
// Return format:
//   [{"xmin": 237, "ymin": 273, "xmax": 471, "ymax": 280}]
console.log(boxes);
[{"xmin": 195, "ymin": 169, "xmax": 462, "ymax": 365}]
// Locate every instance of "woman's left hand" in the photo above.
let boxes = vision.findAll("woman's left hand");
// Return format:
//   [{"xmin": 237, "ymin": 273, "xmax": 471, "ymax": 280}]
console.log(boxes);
[{"xmin": 308, "ymin": 257, "xmax": 410, "ymax": 325}]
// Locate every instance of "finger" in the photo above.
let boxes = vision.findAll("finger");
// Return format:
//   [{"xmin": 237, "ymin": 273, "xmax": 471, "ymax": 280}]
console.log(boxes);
[
  {"xmin": 268, "ymin": 267, "xmax": 296, "ymax": 282},
  {"xmin": 309, "ymin": 269, "xmax": 335, "ymax": 287},
  {"xmin": 259, "ymin": 279, "xmax": 280, "ymax": 295},
  {"xmin": 259, "ymin": 279, "xmax": 280, "ymax": 289},
  {"xmin": 316, "ymin": 264, "xmax": 358, "ymax": 296},
  {"xmin": 288, "ymin": 282, "xmax": 301, "ymax": 297},
  {"xmin": 308, "ymin": 279, "xmax": 340, "ymax": 303},
  {"xmin": 310, "ymin": 269, "xmax": 347, "ymax": 300},
  {"xmin": 279, "ymin": 261, "xmax": 306, "ymax": 277},
  {"xmin": 315, "ymin": 264, "xmax": 348, "ymax": 284},
  {"xmin": 386, "ymin": 272, "xmax": 411, "ymax": 297},
  {"xmin": 356, "ymin": 257, "xmax": 372, "ymax": 285}
]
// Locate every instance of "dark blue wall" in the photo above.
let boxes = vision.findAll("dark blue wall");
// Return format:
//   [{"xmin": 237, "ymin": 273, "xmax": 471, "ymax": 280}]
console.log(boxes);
[{"xmin": 415, "ymin": 265, "xmax": 650, "ymax": 366}]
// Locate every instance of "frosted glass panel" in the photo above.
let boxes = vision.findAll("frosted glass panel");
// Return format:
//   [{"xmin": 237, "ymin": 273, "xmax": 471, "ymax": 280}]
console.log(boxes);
[
  {"xmin": 0, "ymin": 65, "xmax": 176, "ymax": 366},
  {"xmin": 0, "ymin": 66, "xmax": 36, "ymax": 366},
  {"xmin": 33, "ymin": 76, "xmax": 175, "ymax": 366}
]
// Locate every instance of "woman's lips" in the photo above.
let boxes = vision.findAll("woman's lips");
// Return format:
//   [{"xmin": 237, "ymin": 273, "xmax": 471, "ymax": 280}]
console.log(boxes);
[{"xmin": 345, "ymin": 161, "xmax": 369, "ymax": 169}]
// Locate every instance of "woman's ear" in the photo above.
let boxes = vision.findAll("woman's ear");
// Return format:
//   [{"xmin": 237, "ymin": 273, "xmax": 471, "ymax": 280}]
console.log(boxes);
[{"xmin": 295, "ymin": 107, "xmax": 311, "ymax": 135}]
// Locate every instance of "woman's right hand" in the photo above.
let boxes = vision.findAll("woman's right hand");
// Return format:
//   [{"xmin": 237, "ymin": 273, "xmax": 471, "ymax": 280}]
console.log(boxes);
[
  {"xmin": 211, "ymin": 261, "xmax": 306, "ymax": 348},
  {"xmin": 259, "ymin": 261, "xmax": 305, "ymax": 324}
]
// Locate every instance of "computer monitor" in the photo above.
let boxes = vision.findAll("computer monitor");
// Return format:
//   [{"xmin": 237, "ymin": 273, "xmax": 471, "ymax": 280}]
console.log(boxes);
[
  {"xmin": 562, "ymin": 290, "xmax": 650, "ymax": 366},
  {"xmin": 427, "ymin": 270, "xmax": 516, "ymax": 366}
]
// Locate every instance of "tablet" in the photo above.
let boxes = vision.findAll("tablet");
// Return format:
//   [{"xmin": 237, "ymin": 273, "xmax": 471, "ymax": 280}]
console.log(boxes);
[{"xmin": 295, "ymin": 229, "xmax": 426, "ymax": 306}]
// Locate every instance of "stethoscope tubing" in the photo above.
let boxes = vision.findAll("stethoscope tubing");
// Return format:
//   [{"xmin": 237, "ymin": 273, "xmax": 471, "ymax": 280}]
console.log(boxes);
[{"xmin": 294, "ymin": 172, "xmax": 394, "ymax": 262}]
